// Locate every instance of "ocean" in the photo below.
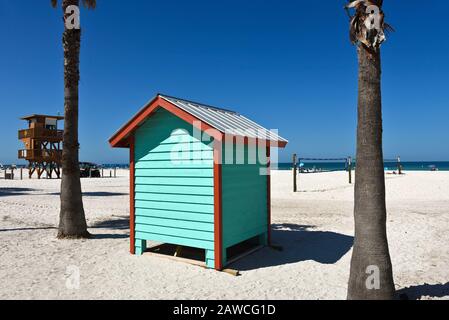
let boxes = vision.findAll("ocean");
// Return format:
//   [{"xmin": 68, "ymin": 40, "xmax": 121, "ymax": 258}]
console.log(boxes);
[
  {"xmin": 275, "ymin": 161, "xmax": 449, "ymax": 172},
  {"xmin": 103, "ymin": 161, "xmax": 449, "ymax": 171}
]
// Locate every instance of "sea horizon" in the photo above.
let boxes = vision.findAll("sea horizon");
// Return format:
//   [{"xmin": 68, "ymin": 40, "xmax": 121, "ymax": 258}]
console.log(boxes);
[
  {"xmin": 275, "ymin": 161, "xmax": 449, "ymax": 172},
  {"xmin": 2, "ymin": 161, "xmax": 449, "ymax": 171}
]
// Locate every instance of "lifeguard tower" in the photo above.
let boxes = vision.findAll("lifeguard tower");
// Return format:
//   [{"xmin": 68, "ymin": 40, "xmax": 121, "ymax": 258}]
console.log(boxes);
[{"xmin": 18, "ymin": 114, "xmax": 64, "ymax": 179}]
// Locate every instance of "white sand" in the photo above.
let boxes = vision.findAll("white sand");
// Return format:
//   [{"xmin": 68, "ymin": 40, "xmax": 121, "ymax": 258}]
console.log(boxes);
[{"xmin": 0, "ymin": 169, "xmax": 448, "ymax": 300}]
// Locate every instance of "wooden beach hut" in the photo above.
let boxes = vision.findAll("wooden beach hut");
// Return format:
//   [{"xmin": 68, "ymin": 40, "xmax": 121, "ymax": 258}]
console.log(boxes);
[{"xmin": 109, "ymin": 94, "xmax": 288, "ymax": 270}]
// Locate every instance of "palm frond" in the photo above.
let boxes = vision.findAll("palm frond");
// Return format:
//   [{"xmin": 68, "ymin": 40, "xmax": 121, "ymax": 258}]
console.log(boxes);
[
  {"xmin": 345, "ymin": 0, "xmax": 365, "ymax": 9},
  {"xmin": 82, "ymin": 0, "xmax": 96, "ymax": 9},
  {"xmin": 346, "ymin": 0, "xmax": 383, "ymax": 9},
  {"xmin": 345, "ymin": 0, "xmax": 393, "ymax": 49},
  {"xmin": 384, "ymin": 23, "xmax": 395, "ymax": 34}
]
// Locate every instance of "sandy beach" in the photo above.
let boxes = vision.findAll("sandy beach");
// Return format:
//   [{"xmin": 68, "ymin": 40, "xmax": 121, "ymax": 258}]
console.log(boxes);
[{"xmin": 0, "ymin": 169, "xmax": 448, "ymax": 300}]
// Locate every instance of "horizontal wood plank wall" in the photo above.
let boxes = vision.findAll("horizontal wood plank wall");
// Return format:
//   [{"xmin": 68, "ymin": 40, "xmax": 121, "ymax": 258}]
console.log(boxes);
[
  {"xmin": 221, "ymin": 142, "xmax": 268, "ymax": 264},
  {"xmin": 134, "ymin": 108, "xmax": 215, "ymax": 267}
]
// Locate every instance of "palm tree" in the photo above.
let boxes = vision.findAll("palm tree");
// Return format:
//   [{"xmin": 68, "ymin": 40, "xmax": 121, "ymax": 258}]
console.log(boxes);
[
  {"xmin": 51, "ymin": 0, "xmax": 96, "ymax": 238},
  {"xmin": 345, "ymin": 0, "xmax": 395, "ymax": 299}
]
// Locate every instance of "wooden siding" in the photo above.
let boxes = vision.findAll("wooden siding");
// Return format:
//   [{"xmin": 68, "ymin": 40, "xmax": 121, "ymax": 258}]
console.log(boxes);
[
  {"xmin": 221, "ymin": 142, "xmax": 269, "ymax": 259},
  {"xmin": 134, "ymin": 108, "xmax": 215, "ymax": 267}
]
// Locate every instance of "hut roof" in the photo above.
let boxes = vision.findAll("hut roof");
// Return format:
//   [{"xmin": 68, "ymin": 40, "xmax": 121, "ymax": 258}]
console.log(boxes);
[{"xmin": 109, "ymin": 94, "xmax": 288, "ymax": 148}]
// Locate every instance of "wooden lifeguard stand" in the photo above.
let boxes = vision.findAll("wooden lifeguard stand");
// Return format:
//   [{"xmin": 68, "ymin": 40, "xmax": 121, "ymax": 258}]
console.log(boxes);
[{"xmin": 18, "ymin": 114, "xmax": 64, "ymax": 179}]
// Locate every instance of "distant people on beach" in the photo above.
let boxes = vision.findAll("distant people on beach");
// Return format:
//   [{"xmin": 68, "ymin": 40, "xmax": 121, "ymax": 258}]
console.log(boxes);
[{"xmin": 299, "ymin": 166, "xmax": 324, "ymax": 173}]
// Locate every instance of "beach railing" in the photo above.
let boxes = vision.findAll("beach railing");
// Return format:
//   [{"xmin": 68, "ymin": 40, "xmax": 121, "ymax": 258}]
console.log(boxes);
[
  {"xmin": 18, "ymin": 149, "xmax": 62, "ymax": 161},
  {"xmin": 292, "ymin": 154, "xmax": 298, "ymax": 192},
  {"xmin": 348, "ymin": 156, "xmax": 352, "ymax": 184},
  {"xmin": 397, "ymin": 156, "xmax": 402, "ymax": 174},
  {"xmin": 18, "ymin": 128, "xmax": 63, "ymax": 140},
  {"xmin": 293, "ymin": 155, "xmax": 354, "ymax": 190}
]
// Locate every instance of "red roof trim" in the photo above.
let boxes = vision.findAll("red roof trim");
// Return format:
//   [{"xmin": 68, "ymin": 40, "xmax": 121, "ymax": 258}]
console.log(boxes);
[{"xmin": 109, "ymin": 96, "xmax": 221, "ymax": 148}]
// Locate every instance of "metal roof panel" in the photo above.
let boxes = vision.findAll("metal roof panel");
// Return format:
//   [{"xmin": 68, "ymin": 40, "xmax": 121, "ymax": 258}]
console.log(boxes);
[{"xmin": 159, "ymin": 95, "xmax": 288, "ymax": 143}]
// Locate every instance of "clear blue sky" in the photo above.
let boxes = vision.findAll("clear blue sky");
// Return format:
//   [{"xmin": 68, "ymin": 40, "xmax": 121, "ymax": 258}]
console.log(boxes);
[{"xmin": 1, "ymin": 0, "xmax": 448, "ymax": 164}]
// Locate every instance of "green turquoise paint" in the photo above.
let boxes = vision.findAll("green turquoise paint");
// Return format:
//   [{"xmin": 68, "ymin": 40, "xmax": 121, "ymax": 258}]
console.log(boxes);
[
  {"xmin": 221, "ymin": 142, "xmax": 269, "ymax": 265},
  {"xmin": 134, "ymin": 108, "xmax": 215, "ymax": 262},
  {"xmin": 133, "ymin": 108, "xmax": 270, "ymax": 268}
]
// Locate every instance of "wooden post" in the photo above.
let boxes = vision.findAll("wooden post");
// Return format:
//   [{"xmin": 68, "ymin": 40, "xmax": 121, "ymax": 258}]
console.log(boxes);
[
  {"xmin": 114, "ymin": 167, "xmax": 117, "ymax": 178},
  {"xmin": 129, "ymin": 136, "xmax": 136, "ymax": 254},
  {"xmin": 397, "ymin": 156, "xmax": 402, "ymax": 175},
  {"xmin": 20, "ymin": 168, "xmax": 23, "ymax": 180},
  {"xmin": 213, "ymin": 138, "xmax": 224, "ymax": 270},
  {"xmin": 101, "ymin": 168, "xmax": 104, "ymax": 178},
  {"xmin": 348, "ymin": 157, "xmax": 352, "ymax": 184},
  {"xmin": 266, "ymin": 145, "xmax": 271, "ymax": 245},
  {"xmin": 110, "ymin": 170, "xmax": 112, "ymax": 178},
  {"xmin": 293, "ymin": 154, "xmax": 298, "ymax": 192}
]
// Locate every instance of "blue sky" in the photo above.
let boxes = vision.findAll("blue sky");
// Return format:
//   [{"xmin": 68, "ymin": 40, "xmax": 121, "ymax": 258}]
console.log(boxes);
[{"xmin": 1, "ymin": 0, "xmax": 448, "ymax": 164}]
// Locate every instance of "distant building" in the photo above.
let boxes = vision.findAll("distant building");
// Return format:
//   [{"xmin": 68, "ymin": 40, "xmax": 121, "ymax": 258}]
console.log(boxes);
[{"xmin": 18, "ymin": 114, "xmax": 64, "ymax": 179}]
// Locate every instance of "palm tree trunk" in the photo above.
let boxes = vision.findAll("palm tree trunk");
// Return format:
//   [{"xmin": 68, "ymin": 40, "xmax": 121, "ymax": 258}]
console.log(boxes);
[
  {"xmin": 347, "ymin": 46, "xmax": 395, "ymax": 299},
  {"xmin": 58, "ymin": 0, "xmax": 90, "ymax": 238}
]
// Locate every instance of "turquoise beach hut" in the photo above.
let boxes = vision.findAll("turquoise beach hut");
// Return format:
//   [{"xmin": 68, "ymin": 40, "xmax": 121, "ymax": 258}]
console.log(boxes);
[{"xmin": 109, "ymin": 94, "xmax": 288, "ymax": 270}]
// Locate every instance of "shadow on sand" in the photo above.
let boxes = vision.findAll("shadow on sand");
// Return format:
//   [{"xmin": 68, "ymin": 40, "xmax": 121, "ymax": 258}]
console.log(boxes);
[
  {"xmin": 91, "ymin": 233, "xmax": 129, "ymax": 240},
  {"xmin": 0, "ymin": 217, "xmax": 130, "ymax": 241},
  {"xmin": 90, "ymin": 217, "xmax": 129, "ymax": 230},
  {"xmin": 88, "ymin": 217, "xmax": 130, "ymax": 239},
  {"xmin": 53, "ymin": 217, "xmax": 132, "ymax": 239},
  {"xmin": 48, "ymin": 191, "xmax": 127, "ymax": 197},
  {"xmin": 0, "ymin": 226, "xmax": 56, "ymax": 232},
  {"xmin": 397, "ymin": 282, "xmax": 449, "ymax": 300},
  {"xmin": 230, "ymin": 224, "xmax": 354, "ymax": 271},
  {"xmin": 83, "ymin": 192, "xmax": 128, "ymax": 197},
  {"xmin": 0, "ymin": 188, "xmax": 126, "ymax": 198},
  {"xmin": 0, "ymin": 187, "xmax": 38, "ymax": 197},
  {"xmin": 0, "ymin": 226, "xmax": 128, "ymax": 239}
]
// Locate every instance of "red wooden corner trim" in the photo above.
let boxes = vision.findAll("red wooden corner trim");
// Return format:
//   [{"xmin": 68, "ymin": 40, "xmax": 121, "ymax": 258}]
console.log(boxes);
[
  {"xmin": 213, "ymin": 138, "xmax": 223, "ymax": 270},
  {"xmin": 129, "ymin": 135, "xmax": 136, "ymax": 255},
  {"xmin": 266, "ymin": 146, "xmax": 272, "ymax": 246}
]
